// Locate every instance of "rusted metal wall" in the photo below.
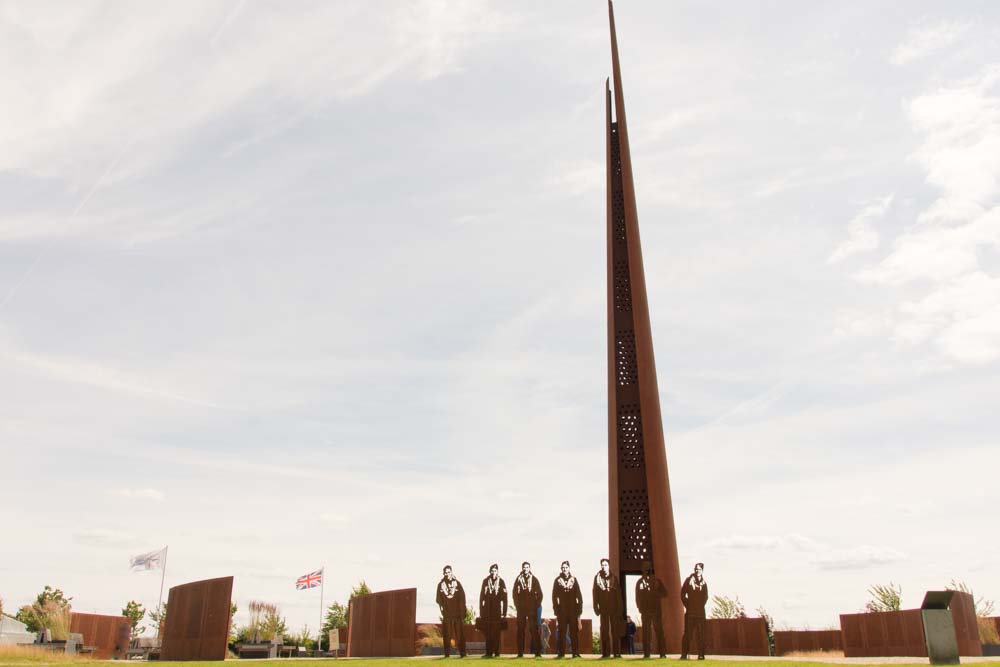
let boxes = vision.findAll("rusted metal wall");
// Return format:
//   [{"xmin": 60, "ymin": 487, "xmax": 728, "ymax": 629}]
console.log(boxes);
[
  {"xmin": 841, "ymin": 609, "xmax": 925, "ymax": 657},
  {"xmin": 634, "ymin": 617, "xmax": 767, "ymax": 656},
  {"xmin": 69, "ymin": 612, "xmax": 131, "ymax": 659},
  {"xmin": 949, "ymin": 591, "xmax": 983, "ymax": 657},
  {"xmin": 705, "ymin": 617, "xmax": 770, "ymax": 656},
  {"xmin": 160, "ymin": 576, "xmax": 234, "ymax": 661},
  {"xmin": 421, "ymin": 619, "xmax": 594, "ymax": 655},
  {"xmin": 773, "ymin": 629, "xmax": 842, "ymax": 655},
  {"xmin": 346, "ymin": 588, "xmax": 416, "ymax": 657},
  {"xmin": 841, "ymin": 593, "xmax": 982, "ymax": 658}
]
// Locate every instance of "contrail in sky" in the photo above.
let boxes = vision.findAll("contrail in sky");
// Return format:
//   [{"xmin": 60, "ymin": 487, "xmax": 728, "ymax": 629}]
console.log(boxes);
[{"xmin": 0, "ymin": 135, "xmax": 135, "ymax": 314}]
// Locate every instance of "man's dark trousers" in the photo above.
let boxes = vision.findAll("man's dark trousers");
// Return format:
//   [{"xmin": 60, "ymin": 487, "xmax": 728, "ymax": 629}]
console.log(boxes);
[
  {"xmin": 556, "ymin": 616, "xmax": 579, "ymax": 657},
  {"xmin": 442, "ymin": 617, "xmax": 465, "ymax": 657},
  {"xmin": 598, "ymin": 614, "xmax": 618, "ymax": 657},
  {"xmin": 681, "ymin": 616, "xmax": 705, "ymax": 659},
  {"xmin": 640, "ymin": 612, "xmax": 665, "ymax": 658},
  {"xmin": 483, "ymin": 622, "xmax": 501, "ymax": 658},
  {"xmin": 517, "ymin": 613, "xmax": 541, "ymax": 657}
]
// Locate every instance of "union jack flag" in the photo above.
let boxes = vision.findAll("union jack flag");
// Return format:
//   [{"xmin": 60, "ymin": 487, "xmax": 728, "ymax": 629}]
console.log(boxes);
[{"xmin": 296, "ymin": 568, "xmax": 323, "ymax": 590}]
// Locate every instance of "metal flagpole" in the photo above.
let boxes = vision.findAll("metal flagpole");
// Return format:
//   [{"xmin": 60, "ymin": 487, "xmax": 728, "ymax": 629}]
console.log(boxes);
[
  {"xmin": 318, "ymin": 567, "xmax": 325, "ymax": 656},
  {"xmin": 157, "ymin": 547, "xmax": 168, "ymax": 616}
]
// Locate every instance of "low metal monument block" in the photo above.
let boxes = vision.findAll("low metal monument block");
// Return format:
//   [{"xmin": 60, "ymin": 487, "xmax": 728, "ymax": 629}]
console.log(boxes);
[{"xmin": 922, "ymin": 591, "xmax": 960, "ymax": 665}]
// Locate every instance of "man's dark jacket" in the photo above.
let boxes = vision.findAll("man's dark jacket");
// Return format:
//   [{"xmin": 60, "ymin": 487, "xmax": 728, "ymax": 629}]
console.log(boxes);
[
  {"xmin": 551, "ymin": 574, "xmax": 583, "ymax": 618},
  {"xmin": 592, "ymin": 571, "xmax": 623, "ymax": 617},
  {"xmin": 479, "ymin": 576, "xmax": 508, "ymax": 621},
  {"xmin": 436, "ymin": 577, "xmax": 467, "ymax": 619},
  {"xmin": 512, "ymin": 573, "xmax": 543, "ymax": 614},
  {"xmin": 635, "ymin": 575, "xmax": 667, "ymax": 615},
  {"xmin": 680, "ymin": 574, "xmax": 708, "ymax": 618}
]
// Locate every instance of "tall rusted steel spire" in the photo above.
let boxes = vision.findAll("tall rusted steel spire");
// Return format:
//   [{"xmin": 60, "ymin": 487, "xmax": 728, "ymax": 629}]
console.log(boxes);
[{"xmin": 606, "ymin": 0, "xmax": 684, "ymax": 653}]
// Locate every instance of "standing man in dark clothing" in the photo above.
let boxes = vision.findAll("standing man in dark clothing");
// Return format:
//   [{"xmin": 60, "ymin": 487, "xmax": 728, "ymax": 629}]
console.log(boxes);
[
  {"xmin": 635, "ymin": 562, "xmax": 667, "ymax": 658},
  {"xmin": 512, "ymin": 561, "xmax": 543, "ymax": 658},
  {"xmin": 551, "ymin": 561, "xmax": 583, "ymax": 658},
  {"xmin": 437, "ymin": 565, "xmax": 467, "ymax": 658},
  {"xmin": 680, "ymin": 563, "xmax": 708, "ymax": 660},
  {"xmin": 592, "ymin": 558, "xmax": 623, "ymax": 658},
  {"xmin": 479, "ymin": 564, "xmax": 507, "ymax": 658}
]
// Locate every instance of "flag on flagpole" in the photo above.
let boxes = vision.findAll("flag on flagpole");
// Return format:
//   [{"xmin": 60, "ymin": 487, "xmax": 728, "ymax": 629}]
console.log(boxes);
[
  {"xmin": 130, "ymin": 547, "xmax": 167, "ymax": 572},
  {"xmin": 296, "ymin": 568, "xmax": 323, "ymax": 590}
]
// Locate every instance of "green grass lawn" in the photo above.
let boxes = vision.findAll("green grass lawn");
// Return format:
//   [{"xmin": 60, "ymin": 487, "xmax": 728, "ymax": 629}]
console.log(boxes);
[{"xmin": 4, "ymin": 659, "xmax": 1000, "ymax": 667}]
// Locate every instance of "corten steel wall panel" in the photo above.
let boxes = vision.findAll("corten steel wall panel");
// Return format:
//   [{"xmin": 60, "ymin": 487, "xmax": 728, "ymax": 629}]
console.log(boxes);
[
  {"xmin": 842, "ymin": 606, "xmax": 981, "ymax": 658},
  {"xmin": 347, "ymin": 595, "xmax": 372, "ymax": 656},
  {"xmin": 424, "ymin": 619, "xmax": 594, "ymax": 656},
  {"xmin": 840, "ymin": 614, "xmax": 863, "ymax": 656},
  {"xmin": 351, "ymin": 596, "xmax": 373, "ymax": 642},
  {"xmin": 372, "ymin": 592, "xmax": 391, "ymax": 656},
  {"xmin": 886, "ymin": 611, "xmax": 905, "ymax": 647},
  {"xmin": 70, "ymin": 613, "xmax": 131, "ymax": 659},
  {"xmin": 390, "ymin": 588, "xmax": 417, "ymax": 656},
  {"xmin": 702, "ymin": 618, "xmax": 770, "ymax": 656},
  {"xmin": 863, "ymin": 612, "xmax": 886, "ymax": 654},
  {"xmin": 347, "ymin": 589, "xmax": 416, "ymax": 657},
  {"xmin": 840, "ymin": 610, "xmax": 925, "ymax": 657},
  {"xmin": 160, "ymin": 576, "xmax": 233, "ymax": 661},
  {"xmin": 891, "ymin": 610, "xmax": 924, "ymax": 656},
  {"xmin": 950, "ymin": 591, "xmax": 983, "ymax": 656},
  {"xmin": 773, "ymin": 630, "xmax": 842, "ymax": 655},
  {"xmin": 605, "ymin": 0, "xmax": 683, "ymax": 653}
]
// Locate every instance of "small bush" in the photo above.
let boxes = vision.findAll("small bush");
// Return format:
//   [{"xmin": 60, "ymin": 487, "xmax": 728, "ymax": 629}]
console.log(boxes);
[
  {"xmin": 417, "ymin": 624, "xmax": 442, "ymax": 648},
  {"xmin": 865, "ymin": 582, "xmax": 901, "ymax": 613},
  {"xmin": 710, "ymin": 595, "xmax": 746, "ymax": 619},
  {"xmin": 22, "ymin": 600, "xmax": 73, "ymax": 641},
  {"xmin": 978, "ymin": 617, "xmax": 1000, "ymax": 645},
  {"xmin": 947, "ymin": 580, "xmax": 996, "ymax": 618}
]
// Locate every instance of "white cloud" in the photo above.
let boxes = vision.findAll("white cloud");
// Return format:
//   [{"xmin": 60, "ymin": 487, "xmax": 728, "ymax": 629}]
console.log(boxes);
[
  {"xmin": 703, "ymin": 534, "xmax": 908, "ymax": 573},
  {"xmin": 0, "ymin": 1, "xmax": 514, "ymax": 188},
  {"xmin": 111, "ymin": 488, "xmax": 165, "ymax": 502},
  {"xmin": 828, "ymin": 194, "xmax": 893, "ymax": 263},
  {"xmin": 704, "ymin": 535, "xmax": 782, "ymax": 550},
  {"xmin": 897, "ymin": 271, "xmax": 1000, "ymax": 362},
  {"xmin": 910, "ymin": 67, "xmax": 1000, "ymax": 211},
  {"xmin": 392, "ymin": 0, "xmax": 514, "ymax": 81},
  {"xmin": 813, "ymin": 546, "xmax": 909, "ymax": 571},
  {"xmin": 0, "ymin": 337, "xmax": 240, "ymax": 410},
  {"xmin": 853, "ymin": 68, "xmax": 1000, "ymax": 364},
  {"xmin": 704, "ymin": 534, "xmax": 829, "ymax": 554},
  {"xmin": 72, "ymin": 528, "xmax": 136, "ymax": 547},
  {"xmin": 548, "ymin": 159, "xmax": 603, "ymax": 196},
  {"xmin": 318, "ymin": 513, "xmax": 351, "ymax": 526},
  {"xmin": 638, "ymin": 107, "xmax": 710, "ymax": 144},
  {"xmin": 890, "ymin": 20, "xmax": 971, "ymax": 66}
]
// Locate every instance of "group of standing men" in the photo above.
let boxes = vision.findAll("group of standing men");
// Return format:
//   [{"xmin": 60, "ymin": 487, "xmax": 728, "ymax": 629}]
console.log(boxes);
[{"xmin": 435, "ymin": 560, "xmax": 709, "ymax": 660}]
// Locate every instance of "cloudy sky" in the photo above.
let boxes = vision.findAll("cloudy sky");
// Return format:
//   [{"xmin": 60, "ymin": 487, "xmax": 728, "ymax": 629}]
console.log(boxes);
[{"xmin": 2, "ymin": 0, "xmax": 999, "ymax": 636}]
